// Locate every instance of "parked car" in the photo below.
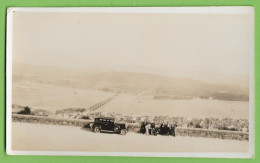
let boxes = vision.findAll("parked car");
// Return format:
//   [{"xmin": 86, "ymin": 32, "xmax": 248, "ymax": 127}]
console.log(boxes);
[{"xmin": 90, "ymin": 117, "xmax": 128, "ymax": 135}]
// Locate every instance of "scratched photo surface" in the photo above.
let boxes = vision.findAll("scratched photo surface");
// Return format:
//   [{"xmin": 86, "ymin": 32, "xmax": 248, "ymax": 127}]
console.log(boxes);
[{"xmin": 7, "ymin": 7, "xmax": 254, "ymax": 157}]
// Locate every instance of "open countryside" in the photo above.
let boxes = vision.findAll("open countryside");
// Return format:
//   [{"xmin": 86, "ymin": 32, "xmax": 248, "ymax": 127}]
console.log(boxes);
[{"xmin": 13, "ymin": 79, "xmax": 249, "ymax": 119}]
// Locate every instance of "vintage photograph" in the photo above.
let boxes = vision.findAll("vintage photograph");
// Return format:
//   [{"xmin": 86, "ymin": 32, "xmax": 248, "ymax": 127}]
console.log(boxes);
[{"xmin": 6, "ymin": 7, "xmax": 254, "ymax": 157}]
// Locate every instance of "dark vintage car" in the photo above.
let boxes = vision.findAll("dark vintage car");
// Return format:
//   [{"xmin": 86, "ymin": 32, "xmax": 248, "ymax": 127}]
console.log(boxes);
[{"xmin": 90, "ymin": 117, "xmax": 128, "ymax": 135}]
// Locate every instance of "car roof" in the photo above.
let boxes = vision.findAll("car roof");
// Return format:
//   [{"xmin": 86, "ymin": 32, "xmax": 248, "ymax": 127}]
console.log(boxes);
[{"xmin": 95, "ymin": 116, "xmax": 115, "ymax": 120}]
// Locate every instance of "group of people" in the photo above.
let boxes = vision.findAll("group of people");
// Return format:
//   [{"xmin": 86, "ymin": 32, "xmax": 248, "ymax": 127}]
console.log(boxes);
[{"xmin": 140, "ymin": 121, "xmax": 177, "ymax": 137}]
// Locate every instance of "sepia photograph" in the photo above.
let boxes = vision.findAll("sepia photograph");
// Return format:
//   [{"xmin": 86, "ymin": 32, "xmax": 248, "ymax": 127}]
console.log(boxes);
[{"xmin": 6, "ymin": 7, "xmax": 254, "ymax": 158}]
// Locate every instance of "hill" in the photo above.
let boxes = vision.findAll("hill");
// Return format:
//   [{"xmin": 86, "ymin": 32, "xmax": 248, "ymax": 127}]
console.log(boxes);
[{"xmin": 13, "ymin": 62, "xmax": 249, "ymax": 101}]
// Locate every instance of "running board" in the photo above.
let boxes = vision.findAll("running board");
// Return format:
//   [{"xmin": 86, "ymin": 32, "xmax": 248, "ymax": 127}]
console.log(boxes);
[{"xmin": 101, "ymin": 130, "xmax": 115, "ymax": 132}]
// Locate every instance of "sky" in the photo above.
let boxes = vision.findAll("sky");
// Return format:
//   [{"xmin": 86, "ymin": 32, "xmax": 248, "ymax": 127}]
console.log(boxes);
[{"xmin": 12, "ymin": 10, "xmax": 253, "ymax": 84}]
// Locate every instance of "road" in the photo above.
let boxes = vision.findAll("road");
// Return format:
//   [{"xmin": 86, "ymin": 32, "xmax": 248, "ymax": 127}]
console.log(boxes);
[{"xmin": 12, "ymin": 122, "xmax": 248, "ymax": 153}]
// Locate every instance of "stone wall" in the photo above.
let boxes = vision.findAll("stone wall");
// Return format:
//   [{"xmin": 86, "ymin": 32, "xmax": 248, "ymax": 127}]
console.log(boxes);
[
  {"xmin": 12, "ymin": 114, "xmax": 249, "ymax": 141},
  {"xmin": 12, "ymin": 114, "xmax": 92, "ymax": 127},
  {"xmin": 176, "ymin": 127, "xmax": 249, "ymax": 141}
]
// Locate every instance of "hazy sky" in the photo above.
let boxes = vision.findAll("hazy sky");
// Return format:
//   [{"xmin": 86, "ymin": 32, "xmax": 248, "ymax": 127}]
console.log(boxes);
[{"xmin": 12, "ymin": 11, "xmax": 253, "ymax": 83}]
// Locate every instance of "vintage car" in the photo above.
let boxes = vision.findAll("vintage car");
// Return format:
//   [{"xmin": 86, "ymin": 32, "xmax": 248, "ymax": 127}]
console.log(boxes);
[{"xmin": 90, "ymin": 117, "xmax": 128, "ymax": 135}]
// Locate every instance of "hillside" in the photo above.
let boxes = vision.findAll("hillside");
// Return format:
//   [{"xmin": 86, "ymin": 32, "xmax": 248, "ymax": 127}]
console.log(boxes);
[{"xmin": 13, "ymin": 63, "xmax": 249, "ymax": 101}]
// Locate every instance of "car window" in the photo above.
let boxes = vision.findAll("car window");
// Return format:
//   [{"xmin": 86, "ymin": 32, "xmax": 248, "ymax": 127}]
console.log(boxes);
[{"xmin": 95, "ymin": 118, "xmax": 115, "ymax": 123}]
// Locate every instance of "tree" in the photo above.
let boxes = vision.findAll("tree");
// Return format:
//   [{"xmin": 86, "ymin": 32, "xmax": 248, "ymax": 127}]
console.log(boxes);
[{"xmin": 18, "ymin": 106, "xmax": 31, "ymax": 115}]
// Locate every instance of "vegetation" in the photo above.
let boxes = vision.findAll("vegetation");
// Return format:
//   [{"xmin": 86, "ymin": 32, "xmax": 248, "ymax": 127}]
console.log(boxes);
[
  {"xmin": 54, "ymin": 110, "xmax": 249, "ymax": 132},
  {"xmin": 14, "ymin": 106, "xmax": 249, "ymax": 132},
  {"xmin": 56, "ymin": 108, "xmax": 86, "ymax": 114},
  {"xmin": 17, "ymin": 106, "xmax": 31, "ymax": 115}
]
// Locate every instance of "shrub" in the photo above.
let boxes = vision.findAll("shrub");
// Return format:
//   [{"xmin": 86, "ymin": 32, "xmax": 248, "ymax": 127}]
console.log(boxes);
[
  {"xmin": 82, "ymin": 115, "xmax": 90, "ymax": 120},
  {"xmin": 17, "ymin": 106, "xmax": 31, "ymax": 115}
]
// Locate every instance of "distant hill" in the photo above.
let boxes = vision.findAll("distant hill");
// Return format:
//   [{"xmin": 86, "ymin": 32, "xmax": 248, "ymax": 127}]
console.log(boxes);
[{"xmin": 13, "ymin": 62, "xmax": 249, "ymax": 101}]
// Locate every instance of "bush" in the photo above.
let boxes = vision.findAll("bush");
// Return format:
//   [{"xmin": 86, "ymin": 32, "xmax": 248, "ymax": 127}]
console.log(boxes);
[
  {"xmin": 17, "ymin": 106, "xmax": 31, "ymax": 115},
  {"xmin": 195, "ymin": 124, "xmax": 202, "ymax": 128},
  {"xmin": 81, "ymin": 115, "xmax": 90, "ymax": 120}
]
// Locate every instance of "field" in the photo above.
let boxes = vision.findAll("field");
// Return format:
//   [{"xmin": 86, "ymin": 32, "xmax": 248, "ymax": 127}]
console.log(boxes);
[
  {"xmin": 13, "ymin": 80, "xmax": 249, "ymax": 119},
  {"xmin": 12, "ymin": 80, "xmax": 114, "ymax": 112},
  {"xmin": 12, "ymin": 123, "xmax": 248, "ymax": 153}
]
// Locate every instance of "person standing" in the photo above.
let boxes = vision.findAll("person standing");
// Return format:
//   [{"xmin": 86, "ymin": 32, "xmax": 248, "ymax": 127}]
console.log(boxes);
[
  {"xmin": 150, "ymin": 122, "xmax": 156, "ymax": 135},
  {"xmin": 164, "ymin": 121, "xmax": 170, "ymax": 136},
  {"xmin": 169, "ymin": 124, "xmax": 174, "ymax": 136},
  {"xmin": 172, "ymin": 122, "xmax": 177, "ymax": 137},
  {"xmin": 145, "ymin": 123, "xmax": 151, "ymax": 135},
  {"xmin": 140, "ymin": 121, "xmax": 146, "ymax": 134},
  {"xmin": 159, "ymin": 121, "xmax": 164, "ymax": 135}
]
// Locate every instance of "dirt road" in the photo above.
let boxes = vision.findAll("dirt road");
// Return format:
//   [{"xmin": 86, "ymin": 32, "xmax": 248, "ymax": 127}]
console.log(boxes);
[{"xmin": 12, "ymin": 122, "xmax": 248, "ymax": 153}]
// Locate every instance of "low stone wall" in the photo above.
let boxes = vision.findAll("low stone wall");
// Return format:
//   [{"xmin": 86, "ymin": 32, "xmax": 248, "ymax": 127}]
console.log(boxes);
[
  {"xmin": 12, "ymin": 114, "xmax": 249, "ymax": 141},
  {"xmin": 12, "ymin": 114, "xmax": 92, "ymax": 127},
  {"xmin": 176, "ymin": 127, "xmax": 249, "ymax": 141}
]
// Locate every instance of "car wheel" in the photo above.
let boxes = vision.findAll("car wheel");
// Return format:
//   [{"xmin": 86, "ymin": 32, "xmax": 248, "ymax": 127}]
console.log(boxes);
[
  {"xmin": 120, "ymin": 129, "xmax": 127, "ymax": 135},
  {"xmin": 94, "ymin": 126, "xmax": 101, "ymax": 133}
]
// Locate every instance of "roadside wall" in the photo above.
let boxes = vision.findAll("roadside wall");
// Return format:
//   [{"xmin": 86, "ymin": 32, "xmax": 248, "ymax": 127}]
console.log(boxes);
[
  {"xmin": 12, "ymin": 114, "xmax": 249, "ymax": 141},
  {"xmin": 12, "ymin": 114, "xmax": 92, "ymax": 127},
  {"xmin": 176, "ymin": 127, "xmax": 248, "ymax": 141}
]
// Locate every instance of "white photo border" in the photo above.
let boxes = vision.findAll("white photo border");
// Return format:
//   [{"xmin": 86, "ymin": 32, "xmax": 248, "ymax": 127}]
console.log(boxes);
[{"xmin": 6, "ymin": 7, "xmax": 255, "ymax": 158}]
